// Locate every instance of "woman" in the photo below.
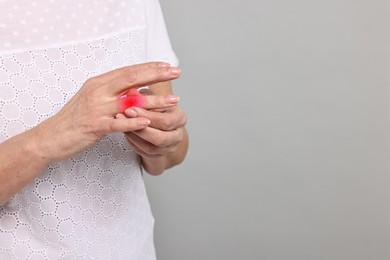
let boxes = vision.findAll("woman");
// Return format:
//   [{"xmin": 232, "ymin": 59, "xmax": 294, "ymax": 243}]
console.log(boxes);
[{"xmin": 0, "ymin": 0, "xmax": 188, "ymax": 259}]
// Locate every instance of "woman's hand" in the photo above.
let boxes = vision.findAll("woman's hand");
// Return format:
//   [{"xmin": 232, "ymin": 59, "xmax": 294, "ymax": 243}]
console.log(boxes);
[
  {"xmin": 34, "ymin": 62, "xmax": 181, "ymax": 163},
  {"xmin": 0, "ymin": 62, "xmax": 181, "ymax": 204},
  {"xmin": 116, "ymin": 88, "xmax": 188, "ymax": 175}
]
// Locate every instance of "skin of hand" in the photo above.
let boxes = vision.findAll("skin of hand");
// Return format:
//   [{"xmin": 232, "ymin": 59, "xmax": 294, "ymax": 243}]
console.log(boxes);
[
  {"xmin": 0, "ymin": 62, "xmax": 181, "ymax": 205},
  {"xmin": 35, "ymin": 63, "xmax": 181, "ymax": 162},
  {"xmin": 116, "ymin": 81, "xmax": 189, "ymax": 175}
]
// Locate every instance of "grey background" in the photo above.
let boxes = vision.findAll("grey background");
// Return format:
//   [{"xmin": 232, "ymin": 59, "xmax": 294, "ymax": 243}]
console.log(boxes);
[{"xmin": 144, "ymin": 0, "xmax": 390, "ymax": 259}]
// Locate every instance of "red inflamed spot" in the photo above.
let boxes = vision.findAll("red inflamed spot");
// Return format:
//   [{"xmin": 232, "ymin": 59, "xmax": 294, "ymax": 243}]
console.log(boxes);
[{"xmin": 117, "ymin": 89, "xmax": 146, "ymax": 112}]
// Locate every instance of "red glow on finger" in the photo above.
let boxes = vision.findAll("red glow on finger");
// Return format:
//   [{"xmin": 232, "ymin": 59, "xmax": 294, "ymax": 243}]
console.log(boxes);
[{"xmin": 117, "ymin": 89, "xmax": 146, "ymax": 112}]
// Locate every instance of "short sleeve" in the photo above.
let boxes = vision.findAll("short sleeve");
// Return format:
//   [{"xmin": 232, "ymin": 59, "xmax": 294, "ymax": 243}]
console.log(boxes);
[{"xmin": 145, "ymin": 0, "xmax": 179, "ymax": 66}]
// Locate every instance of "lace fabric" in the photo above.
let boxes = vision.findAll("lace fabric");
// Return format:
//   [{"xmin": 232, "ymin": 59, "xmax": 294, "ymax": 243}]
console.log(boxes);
[
  {"xmin": 0, "ymin": 0, "xmax": 146, "ymax": 55},
  {"xmin": 0, "ymin": 0, "xmax": 177, "ymax": 259}
]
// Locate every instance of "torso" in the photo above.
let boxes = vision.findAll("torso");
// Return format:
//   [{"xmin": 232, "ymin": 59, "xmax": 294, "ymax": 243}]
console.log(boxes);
[{"xmin": 0, "ymin": 1, "xmax": 157, "ymax": 259}]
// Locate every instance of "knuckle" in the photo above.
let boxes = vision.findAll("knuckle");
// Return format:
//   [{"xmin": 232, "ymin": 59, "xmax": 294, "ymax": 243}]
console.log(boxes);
[
  {"xmin": 159, "ymin": 116, "xmax": 171, "ymax": 130},
  {"xmin": 149, "ymin": 61, "xmax": 163, "ymax": 68},
  {"xmin": 167, "ymin": 145, "xmax": 177, "ymax": 154},
  {"xmin": 122, "ymin": 67, "xmax": 138, "ymax": 84},
  {"xmin": 158, "ymin": 96, "xmax": 168, "ymax": 107},
  {"xmin": 148, "ymin": 96, "xmax": 164, "ymax": 109},
  {"xmin": 153, "ymin": 132, "xmax": 169, "ymax": 147},
  {"xmin": 155, "ymin": 67, "xmax": 164, "ymax": 78},
  {"xmin": 178, "ymin": 109, "xmax": 188, "ymax": 126},
  {"xmin": 165, "ymin": 108, "xmax": 187, "ymax": 130}
]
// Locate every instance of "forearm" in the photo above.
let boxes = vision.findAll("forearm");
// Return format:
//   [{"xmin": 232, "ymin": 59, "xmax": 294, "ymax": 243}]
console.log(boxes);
[
  {"xmin": 0, "ymin": 126, "xmax": 51, "ymax": 205},
  {"xmin": 141, "ymin": 127, "xmax": 189, "ymax": 175}
]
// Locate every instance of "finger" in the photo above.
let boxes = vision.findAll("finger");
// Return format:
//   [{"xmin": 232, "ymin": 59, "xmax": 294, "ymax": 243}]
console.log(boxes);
[
  {"xmin": 143, "ymin": 95, "xmax": 180, "ymax": 110},
  {"xmin": 111, "ymin": 65, "xmax": 181, "ymax": 94},
  {"xmin": 106, "ymin": 117, "xmax": 151, "ymax": 133},
  {"xmin": 131, "ymin": 127, "xmax": 183, "ymax": 148},
  {"xmin": 98, "ymin": 62, "xmax": 171, "ymax": 82},
  {"xmin": 125, "ymin": 132, "xmax": 159, "ymax": 157},
  {"xmin": 125, "ymin": 132, "xmax": 174, "ymax": 158},
  {"xmin": 126, "ymin": 107, "xmax": 187, "ymax": 131},
  {"xmin": 118, "ymin": 90, "xmax": 179, "ymax": 112}
]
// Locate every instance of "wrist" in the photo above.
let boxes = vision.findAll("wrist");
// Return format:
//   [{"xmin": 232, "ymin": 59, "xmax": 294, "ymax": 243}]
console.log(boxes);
[
  {"xmin": 27, "ymin": 123, "xmax": 57, "ymax": 165},
  {"xmin": 140, "ymin": 129, "xmax": 189, "ymax": 176},
  {"xmin": 29, "ymin": 114, "xmax": 72, "ymax": 164},
  {"xmin": 141, "ymin": 156, "xmax": 167, "ymax": 176}
]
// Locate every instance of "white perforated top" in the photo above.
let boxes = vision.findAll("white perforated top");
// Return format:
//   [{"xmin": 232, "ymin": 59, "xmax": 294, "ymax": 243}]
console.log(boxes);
[{"xmin": 0, "ymin": 0, "xmax": 177, "ymax": 259}]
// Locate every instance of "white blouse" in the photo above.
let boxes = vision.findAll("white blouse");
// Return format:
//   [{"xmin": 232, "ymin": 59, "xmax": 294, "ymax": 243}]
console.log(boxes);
[{"xmin": 0, "ymin": 0, "xmax": 177, "ymax": 259}]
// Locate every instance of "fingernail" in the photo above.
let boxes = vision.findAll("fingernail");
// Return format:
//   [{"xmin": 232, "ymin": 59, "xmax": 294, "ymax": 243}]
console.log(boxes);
[
  {"xmin": 171, "ymin": 67, "xmax": 181, "ymax": 75},
  {"xmin": 115, "ymin": 113, "xmax": 126, "ymax": 119},
  {"xmin": 139, "ymin": 118, "xmax": 151, "ymax": 126},
  {"xmin": 167, "ymin": 95, "xmax": 180, "ymax": 103},
  {"xmin": 125, "ymin": 108, "xmax": 138, "ymax": 117}
]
